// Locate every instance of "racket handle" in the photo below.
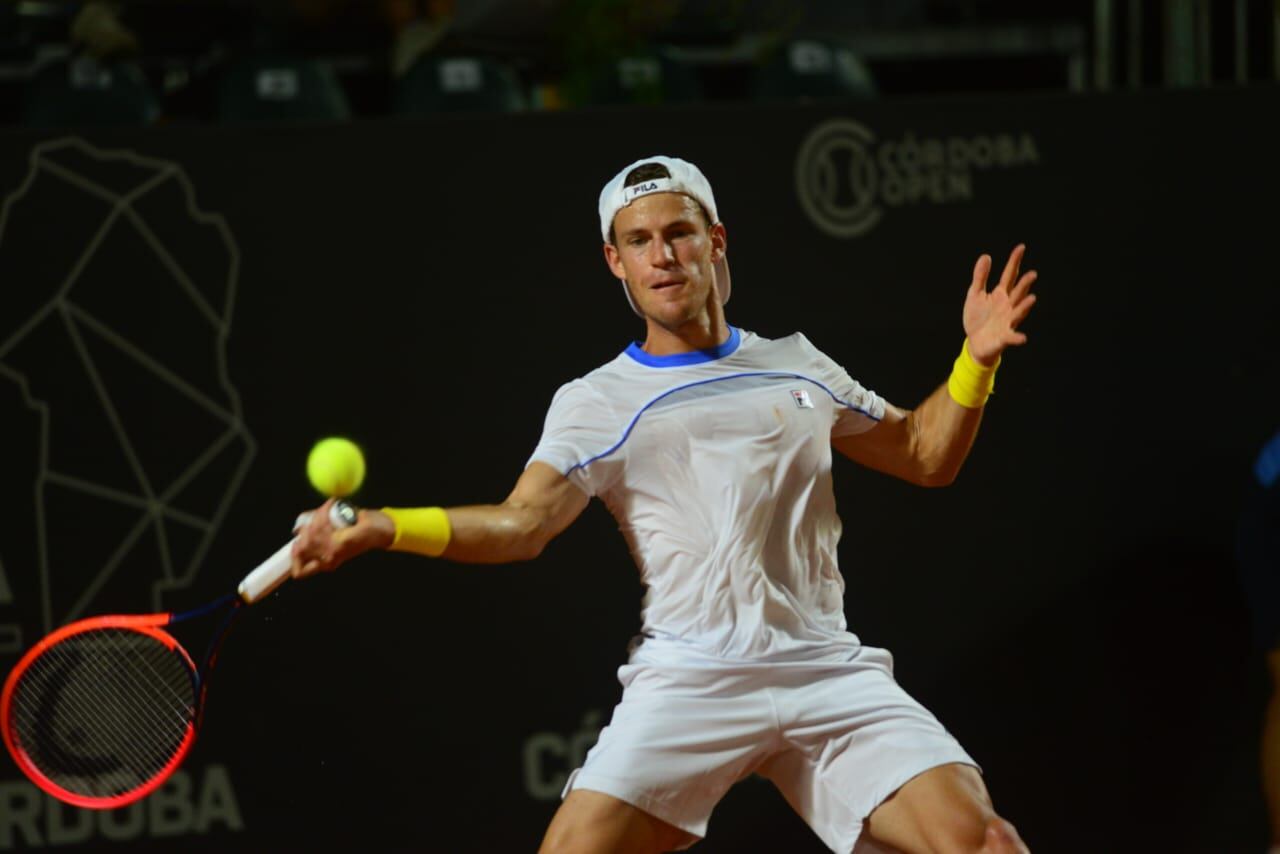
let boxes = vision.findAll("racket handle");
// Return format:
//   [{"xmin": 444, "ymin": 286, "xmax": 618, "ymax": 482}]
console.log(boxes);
[{"xmin": 237, "ymin": 501, "xmax": 358, "ymax": 604}]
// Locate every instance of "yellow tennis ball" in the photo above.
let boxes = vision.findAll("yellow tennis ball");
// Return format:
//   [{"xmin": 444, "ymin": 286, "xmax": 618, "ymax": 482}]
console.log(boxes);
[{"xmin": 306, "ymin": 437, "xmax": 366, "ymax": 498}]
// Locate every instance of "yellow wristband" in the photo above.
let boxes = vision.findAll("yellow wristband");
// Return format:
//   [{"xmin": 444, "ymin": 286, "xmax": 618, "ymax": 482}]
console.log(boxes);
[
  {"xmin": 947, "ymin": 338, "xmax": 1000, "ymax": 409},
  {"xmin": 382, "ymin": 506, "xmax": 452, "ymax": 557}
]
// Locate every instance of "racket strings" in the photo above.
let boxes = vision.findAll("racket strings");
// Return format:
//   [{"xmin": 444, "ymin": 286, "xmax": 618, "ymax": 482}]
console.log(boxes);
[
  {"xmin": 95, "ymin": 636, "xmax": 195, "ymax": 724},
  {"xmin": 33, "ymin": 635, "xmax": 189, "ymax": 734},
  {"xmin": 8, "ymin": 628, "xmax": 196, "ymax": 798},
  {"xmin": 31, "ymin": 643, "xmax": 185, "ymax": 770},
  {"xmin": 11, "ymin": 638, "xmax": 187, "ymax": 785},
  {"xmin": 13, "ymin": 634, "xmax": 192, "ymax": 789},
  {"xmin": 39, "ymin": 638, "xmax": 188, "ymax": 732}
]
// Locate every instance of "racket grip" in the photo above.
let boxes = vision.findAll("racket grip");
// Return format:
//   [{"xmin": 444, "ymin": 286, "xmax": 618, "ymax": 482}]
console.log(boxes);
[{"xmin": 237, "ymin": 501, "xmax": 358, "ymax": 604}]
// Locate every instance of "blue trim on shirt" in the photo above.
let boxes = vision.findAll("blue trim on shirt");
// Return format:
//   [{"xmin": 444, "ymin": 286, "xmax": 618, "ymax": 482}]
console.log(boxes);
[
  {"xmin": 624, "ymin": 326, "xmax": 742, "ymax": 367},
  {"xmin": 567, "ymin": 370, "xmax": 881, "ymax": 477}
]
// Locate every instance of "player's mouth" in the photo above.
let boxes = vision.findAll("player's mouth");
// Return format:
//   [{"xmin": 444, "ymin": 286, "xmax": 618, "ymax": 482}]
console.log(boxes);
[{"xmin": 651, "ymin": 278, "xmax": 685, "ymax": 291}]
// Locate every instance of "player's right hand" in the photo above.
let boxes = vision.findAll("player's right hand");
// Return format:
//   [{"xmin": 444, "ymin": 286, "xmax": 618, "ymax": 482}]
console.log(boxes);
[{"xmin": 290, "ymin": 499, "xmax": 395, "ymax": 579}]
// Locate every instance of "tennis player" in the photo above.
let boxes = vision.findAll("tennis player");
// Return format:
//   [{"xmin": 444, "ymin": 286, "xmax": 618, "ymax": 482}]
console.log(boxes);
[{"xmin": 292, "ymin": 155, "xmax": 1036, "ymax": 853}]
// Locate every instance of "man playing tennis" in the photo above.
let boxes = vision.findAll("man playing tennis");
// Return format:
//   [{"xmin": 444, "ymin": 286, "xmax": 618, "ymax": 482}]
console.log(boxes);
[{"xmin": 292, "ymin": 155, "xmax": 1036, "ymax": 853}]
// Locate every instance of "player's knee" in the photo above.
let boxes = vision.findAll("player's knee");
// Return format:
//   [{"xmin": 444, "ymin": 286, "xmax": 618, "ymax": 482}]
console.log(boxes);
[
  {"xmin": 538, "ymin": 823, "xmax": 594, "ymax": 854},
  {"xmin": 538, "ymin": 797, "xmax": 596, "ymax": 854},
  {"xmin": 539, "ymin": 817, "xmax": 607, "ymax": 854},
  {"xmin": 538, "ymin": 823, "xmax": 569, "ymax": 854},
  {"xmin": 980, "ymin": 816, "xmax": 1028, "ymax": 854},
  {"xmin": 933, "ymin": 814, "xmax": 1025, "ymax": 854},
  {"xmin": 539, "ymin": 790, "xmax": 686, "ymax": 854}
]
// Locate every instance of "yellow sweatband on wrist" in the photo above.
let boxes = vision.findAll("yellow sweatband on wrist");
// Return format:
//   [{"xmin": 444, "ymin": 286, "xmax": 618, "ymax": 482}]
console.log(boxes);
[
  {"xmin": 381, "ymin": 506, "xmax": 452, "ymax": 557},
  {"xmin": 947, "ymin": 338, "xmax": 1001, "ymax": 409}
]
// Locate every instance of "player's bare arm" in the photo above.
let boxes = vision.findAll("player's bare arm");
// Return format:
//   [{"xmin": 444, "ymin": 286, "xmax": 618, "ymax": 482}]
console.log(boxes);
[
  {"xmin": 437, "ymin": 462, "xmax": 590, "ymax": 563},
  {"xmin": 834, "ymin": 245, "xmax": 1038, "ymax": 486},
  {"xmin": 833, "ymin": 394, "xmax": 979, "ymax": 487},
  {"xmin": 290, "ymin": 461, "xmax": 589, "ymax": 576}
]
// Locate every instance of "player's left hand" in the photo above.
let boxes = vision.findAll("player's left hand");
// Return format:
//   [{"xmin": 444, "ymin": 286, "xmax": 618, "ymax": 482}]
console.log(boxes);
[{"xmin": 963, "ymin": 244, "xmax": 1038, "ymax": 366}]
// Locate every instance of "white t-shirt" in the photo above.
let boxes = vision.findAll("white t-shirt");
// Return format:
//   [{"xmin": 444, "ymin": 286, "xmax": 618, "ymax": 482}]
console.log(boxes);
[{"xmin": 528, "ymin": 327, "xmax": 887, "ymax": 664}]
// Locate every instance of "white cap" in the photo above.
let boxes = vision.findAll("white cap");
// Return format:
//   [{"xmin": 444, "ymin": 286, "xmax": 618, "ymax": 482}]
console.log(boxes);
[{"xmin": 598, "ymin": 155, "xmax": 731, "ymax": 315}]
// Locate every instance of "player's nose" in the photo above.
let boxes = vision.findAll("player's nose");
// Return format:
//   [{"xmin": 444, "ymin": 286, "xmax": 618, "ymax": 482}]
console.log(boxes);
[{"xmin": 646, "ymin": 236, "xmax": 676, "ymax": 267}]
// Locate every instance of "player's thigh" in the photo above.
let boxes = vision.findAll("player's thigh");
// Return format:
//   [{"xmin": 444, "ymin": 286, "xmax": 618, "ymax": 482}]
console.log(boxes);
[
  {"xmin": 864, "ymin": 762, "xmax": 995, "ymax": 852},
  {"xmin": 539, "ymin": 789, "xmax": 690, "ymax": 854}
]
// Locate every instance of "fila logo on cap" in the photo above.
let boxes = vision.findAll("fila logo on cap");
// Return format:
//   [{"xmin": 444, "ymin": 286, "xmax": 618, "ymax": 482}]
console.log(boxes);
[{"xmin": 623, "ymin": 180, "xmax": 667, "ymax": 204}]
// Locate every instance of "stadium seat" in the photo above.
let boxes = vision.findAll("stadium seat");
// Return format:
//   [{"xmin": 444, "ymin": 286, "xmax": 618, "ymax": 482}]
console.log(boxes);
[
  {"xmin": 22, "ymin": 57, "xmax": 160, "ymax": 127},
  {"xmin": 753, "ymin": 39, "xmax": 877, "ymax": 101},
  {"xmin": 215, "ymin": 55, "xmax": 350, "ymax": 123},
  {"xmin": 575, "ymin": 49, "xmax": 704, "ymax": 107},
  {"xmin": 393, "ymin": 55, "xmax": 526, "ymax": 115}
]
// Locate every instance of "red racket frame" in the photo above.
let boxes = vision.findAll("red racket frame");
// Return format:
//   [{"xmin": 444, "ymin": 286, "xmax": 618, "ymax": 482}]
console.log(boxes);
[
  {"xmin": 0, "ymin": 613, "xmax": 199, "ymax": 809},
  {"xmin": 1, "ymin": 501, "xmax": 352, "ymax": 810}
]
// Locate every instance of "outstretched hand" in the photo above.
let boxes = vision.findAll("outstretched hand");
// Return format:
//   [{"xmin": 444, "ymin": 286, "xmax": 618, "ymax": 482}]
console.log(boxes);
[
  {"xmin": 963, "ymin": 244, "xmax": 1038, "ymax": 366},
  {"xmin": 290, "ymin": 498, "xmax": 394, "ymax": 579}
]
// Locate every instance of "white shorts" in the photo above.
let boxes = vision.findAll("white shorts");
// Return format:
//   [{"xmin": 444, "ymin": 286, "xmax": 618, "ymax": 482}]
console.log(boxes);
[{"xmin": 562, "ymin": 645, "xmax": 977, "ymax": 853}]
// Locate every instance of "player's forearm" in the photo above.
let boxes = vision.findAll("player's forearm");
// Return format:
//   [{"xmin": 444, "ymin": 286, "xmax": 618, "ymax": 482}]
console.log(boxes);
[
  {"xmin": 438, "ymin": 503, "xmax": 555, "ymax": 563},
  {"xmin": 368, "ymin": 503, "xmax": 553, "ymax": 564},
  {"xmin": 370, "ymin": 463, "xmax": 588, "ymax": 565},
  {"xmin": 905, "ymin": 381, "xmax": 985, "ymax": 487}
]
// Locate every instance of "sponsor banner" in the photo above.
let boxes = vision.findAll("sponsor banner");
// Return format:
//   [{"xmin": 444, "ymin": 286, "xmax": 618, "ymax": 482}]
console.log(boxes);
[
  {"xmin": 795, "ymin": 118, "xmax": 1039, "ymax": 237},
  {"xmin": 0, "ymin": 766, "xmax": 242, "ymax": 849}
]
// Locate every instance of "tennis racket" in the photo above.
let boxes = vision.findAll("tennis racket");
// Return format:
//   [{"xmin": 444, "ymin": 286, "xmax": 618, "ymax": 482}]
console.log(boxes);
[{"xmin": 0, "ymin": 500, "xmax": 357, "ymax": 809}]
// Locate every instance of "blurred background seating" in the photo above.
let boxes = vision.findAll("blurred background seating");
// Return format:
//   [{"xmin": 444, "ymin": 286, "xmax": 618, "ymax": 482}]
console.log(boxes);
[
  {"xmin": 22, "ymin": 56, "xmax": 160, "ymax": 126},
  {"xmin": 571, "ymin": 48, "xmax": 704, "ymax": 107},
  {"xmin": 0, "ymin": 0, "xmax": 1273, "ymax": 125},
  {"xmin": 752, "ymin": 38, "xmax": 877, "ymax": 101},
  {"xmin": 215, "ymin": 54, "xmax": 350, "ymax": 123},
  {"xmin": 392, "ymin": 54, "xmax": 525, "ymax": 115}
]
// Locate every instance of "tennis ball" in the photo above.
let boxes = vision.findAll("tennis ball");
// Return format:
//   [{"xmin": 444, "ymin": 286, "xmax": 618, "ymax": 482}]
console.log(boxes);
[{"xmin": 306, "ymin": 437, "xmax": 366, "ymax": 498}]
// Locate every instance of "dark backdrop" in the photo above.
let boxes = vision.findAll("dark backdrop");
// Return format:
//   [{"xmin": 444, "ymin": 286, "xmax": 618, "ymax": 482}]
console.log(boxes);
[{"xmin": 0, "ymin": 86, "xmax": 1276, "ymax": 852}]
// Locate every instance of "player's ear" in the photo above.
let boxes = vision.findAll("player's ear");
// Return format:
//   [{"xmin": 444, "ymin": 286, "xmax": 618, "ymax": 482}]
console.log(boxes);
[
  {"xmin": 709, "ymin": 222, "xmax": 727, "ymax": 263},
  {"xmin": 603, "ymin": 241, "xmax": 626, "ymax": 280}
]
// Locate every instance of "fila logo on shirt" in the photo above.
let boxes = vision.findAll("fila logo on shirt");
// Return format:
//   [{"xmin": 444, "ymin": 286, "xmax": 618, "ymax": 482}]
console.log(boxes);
[{"xmin": 790, "ymin": 389, "xmax": 814, "ymax": 409}]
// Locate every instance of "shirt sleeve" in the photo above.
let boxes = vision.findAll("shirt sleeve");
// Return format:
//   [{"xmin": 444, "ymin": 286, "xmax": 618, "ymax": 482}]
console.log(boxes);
[
  {"xmin": 795, "ymin": 333, "xmax": 887, "ymax": 438},
  {"xmin": 526, "ymin": 379, "xmax": 624, "ymax": 497}
]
